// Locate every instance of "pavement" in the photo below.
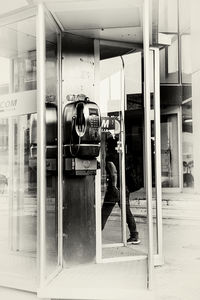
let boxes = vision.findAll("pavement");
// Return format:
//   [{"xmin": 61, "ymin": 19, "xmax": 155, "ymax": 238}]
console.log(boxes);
[
  {"xmin": 154, "ymin": 222, "xmax": 200, "ymax": 300},
  {"xmin": 0, "ymin": 222, "xmax": 200, "ymax": 300}
]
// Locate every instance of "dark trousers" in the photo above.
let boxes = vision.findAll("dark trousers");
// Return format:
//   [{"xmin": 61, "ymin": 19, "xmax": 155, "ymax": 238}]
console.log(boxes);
[{"xmin": 101, "ymin": 186, "xmax": 138, "ymax": 238}]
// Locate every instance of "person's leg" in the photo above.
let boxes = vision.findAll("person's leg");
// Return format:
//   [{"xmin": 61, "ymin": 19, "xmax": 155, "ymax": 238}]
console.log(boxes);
[
  {"xmin": 126, "ymin": 192, "xmax": 140, "ymax": 243},
  {"xmin": 125, "ymin": 193, "xmax": 138, "ymax": 238},
  {"xmin": 102, "ymin": 187, "xmax": 117, "ymax": 230},
  {"xmin": 118, "ymin": 190, "xmax": 140, "ymax": 243}
]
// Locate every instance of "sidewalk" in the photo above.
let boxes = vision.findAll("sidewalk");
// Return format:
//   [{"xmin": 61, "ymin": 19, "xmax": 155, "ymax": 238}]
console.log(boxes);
[
  {"xmin": 154, "ymin": 222, "xmax": 200, "ymax": 300},
  {"xmin": 0, "ymin": 222, "xmax": 200, "ymax": 300}
]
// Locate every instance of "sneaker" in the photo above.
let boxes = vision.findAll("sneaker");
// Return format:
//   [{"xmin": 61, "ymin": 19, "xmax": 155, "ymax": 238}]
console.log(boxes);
[{"xmin": 127, "ymin": 236, "xmax": 141, "ymax": 245}]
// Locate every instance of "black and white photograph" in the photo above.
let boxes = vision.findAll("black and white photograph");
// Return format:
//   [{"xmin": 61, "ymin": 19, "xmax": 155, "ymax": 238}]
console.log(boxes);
[{"xmin": 0, "ymin": 0, "xmax": 199, "ymax": 299}]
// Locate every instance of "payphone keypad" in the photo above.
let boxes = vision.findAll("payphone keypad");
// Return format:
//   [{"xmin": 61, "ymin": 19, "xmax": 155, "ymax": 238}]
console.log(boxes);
[{"xmin": 89, "ymin": 117, "xmax": 99, "ymax": 128}]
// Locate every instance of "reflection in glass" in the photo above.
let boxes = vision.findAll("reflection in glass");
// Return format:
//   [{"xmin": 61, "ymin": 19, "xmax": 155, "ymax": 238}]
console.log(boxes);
[
  {"xmin": 182, "ymin": 100, "xmax": 194, "ymax": 188},
  {"xmin": 45, "ymin": 16, "xmax": 59, "ymax": 277},
  {"xmin": 100, "ymin": 50, "xmax": 148, "ymax": 258},
  {"xmin": 0, "ymin": 17, "xmax": 37, "ymax": 287},
  {"xmin": 161, "ymin": 114, "xmax": 179, "ymax": 187},
  {"xmin": 100, "ymin": 56, "xmax": 125, "ymax": 248}
]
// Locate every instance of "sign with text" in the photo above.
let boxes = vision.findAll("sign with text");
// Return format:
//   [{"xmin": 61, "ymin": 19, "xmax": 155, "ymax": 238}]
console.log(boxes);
[
  {"xmin": 101, "ymin": 116, "xmax": 120, "ymax": 134},
  {"xmin": 0, "ymin": 90, "xmax": 37, "ymax": 117}
]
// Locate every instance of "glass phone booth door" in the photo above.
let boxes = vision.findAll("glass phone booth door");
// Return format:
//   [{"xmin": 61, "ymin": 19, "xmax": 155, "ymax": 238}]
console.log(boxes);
[
  {"xmin": 99, "ymin": 44, "xmax": 163, "ymax": 266},
  {"xmin": 0, "ymin": 11, "xmax": 38, "ymax": 290},
  {"xmin": 37, "ymin": 7, "xmax": 163, "ymax": 296},
  {"xmin": 37, "ymin": 5, "xmax": 62, "ymax": 287}
]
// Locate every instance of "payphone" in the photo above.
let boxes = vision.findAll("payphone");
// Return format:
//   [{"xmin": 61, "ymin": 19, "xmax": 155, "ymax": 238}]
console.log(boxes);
[
  {"xmin": 63, "ymin": 96, "xmax": 101, "ymax": 175},
  {"xmin": 29, "ymin": 96, "xmax": 101, "ymax": 176},
  {"xmin": 29, "ymin": 96, "xmax": 101, "ymax": 265},
  {"xmin": 62, "ymin": 96, "xmax": 101, "ymax": 265}
]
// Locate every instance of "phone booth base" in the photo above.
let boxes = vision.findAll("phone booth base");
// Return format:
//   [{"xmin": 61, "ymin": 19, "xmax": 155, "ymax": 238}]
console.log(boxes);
[{"xmin": 63, "ymin": 174, "xmax": 96, "ymax": 266}]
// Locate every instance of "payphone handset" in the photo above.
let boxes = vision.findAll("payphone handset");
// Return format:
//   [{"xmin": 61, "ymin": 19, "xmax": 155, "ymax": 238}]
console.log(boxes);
[
  {"xmin": 30, "ymin": 102, "xmax": 57, "ymax": 158},
  {"xmin": 63, "ymin": 97, "xmax": 101, "ymax": 158},
  {"xmin": 29, "ymin": 102, "xmax": 58, "ymax": 174}
]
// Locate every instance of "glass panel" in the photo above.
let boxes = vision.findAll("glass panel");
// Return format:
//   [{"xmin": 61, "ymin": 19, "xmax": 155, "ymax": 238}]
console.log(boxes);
[
  {"xmin": 45, "ymin": 15, "xmax": 59, "ymax": 277},
  {"xmin": 124, "ymin": 52, "xmax": 148, "ymax": 254},
  {"xmin": 124, "ymin": 52, "xmax": 149, "ymax": 255},
  {"xmin": 160, "ymin": 34, "xmax": 179, "ymax": 84},
  {"xmin": 161, "ymin": 114, "xmax": 179, "ymax": 187},
  {"xmin": 0, "ymin": 17, "xmax": 37, "ymax": 287},
  {"xmin": 182, "ymin": 100, "xmax": 194, "ymax": 188},
  {"xmin": 100, "ymin": 57, "xmax": 123, "ymax": 246},
  {"xmin": 100, "ymin": 47, "xmax": 148, "ymax": 258},
  {"xmin": 125, "ymin": 108, "xmax": 146, "ymax": 251}
]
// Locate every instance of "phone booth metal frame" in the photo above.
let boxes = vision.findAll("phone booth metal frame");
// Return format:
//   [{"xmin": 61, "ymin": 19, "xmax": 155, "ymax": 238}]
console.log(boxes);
[
  {"xmin": 0, "ymin": 0, "xmax": 163, "ymax": 297},
  {"xmin": 36, "ymin": 0, "xmax": 158, "ymax": 292}
]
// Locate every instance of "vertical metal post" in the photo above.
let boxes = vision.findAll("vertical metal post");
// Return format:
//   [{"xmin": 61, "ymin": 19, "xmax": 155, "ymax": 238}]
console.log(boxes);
[
  {"xmin": 8, "ymin": 59, "xmax": 14, "ymax": 251},
  {"xmin": 8, "ymin": 118, "xmax": 14, "ymax": 251},
  {"xmin": 153, "ymin": 47, "xmax": 163, "ymax": 264},
  {"xmin": 94, "ymin": 39, "xmax": 102, "ymax": 263},
  {"xmin": 16, "ymin": 116, "xmax": 25, "ymax": 251},
  {"xmin": 143, "ymin": 0, "xmax": 154, "ymax": 289},
  {"xmin": 177, "ymin": 0, "xmax": 181, "ymax": 85},
  {"xmin": 36, "ymin": 3, "xmax": 46, "ymax": 287},
  {"xmin": 120, "ymin": 59, "xmax": 127, "ymax": 246},
  {"xmin": 177, "ymin": 107, "xmax": 183, "ymax": 190},
  {"xmin": 57, "ymin": 31, "xmax": 63, "ymax": 267},
  {"xmin": 16, "ymin": 118, "xmax": 20, "ymax": 251}
]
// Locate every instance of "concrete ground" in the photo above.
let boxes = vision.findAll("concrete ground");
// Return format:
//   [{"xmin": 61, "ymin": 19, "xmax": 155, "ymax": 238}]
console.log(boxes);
[
  {"xmin": 154, "ymin": 222, "xmax": 200, "ymax": 300},
  {"xmin": 0, "ymin": 222, "xmax": 200, "ymax": 300}
]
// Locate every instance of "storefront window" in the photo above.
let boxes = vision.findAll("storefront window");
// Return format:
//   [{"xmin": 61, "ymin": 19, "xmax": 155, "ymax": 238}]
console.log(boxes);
[
  {"xmin": 182, "ymin": 100, "xmax": 194, "ymax": 188},
  {"xmin": 161, "ymin": 114, "xmax": 179, "ymax": 188},
  {"xmin": 0, "ymin": 16, "xmax": 37, "ymax": 288},
  {"xmin": 180, "ymin": 0, "xmax": 194, "ymax": 189}
]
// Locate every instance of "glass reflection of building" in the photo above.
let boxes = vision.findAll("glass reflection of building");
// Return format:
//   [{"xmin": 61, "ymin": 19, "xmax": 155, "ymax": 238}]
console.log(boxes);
[
  {"xmin": 99, "ymin": 0, "xmax": 195, "ymax": 191},
  {"xmin": 0, "ymin": 17, "xmax": 38, "ymax": 288},
  {"xmin": 159, "ymin": 0, "xmax": 194, "ymax": 190}
]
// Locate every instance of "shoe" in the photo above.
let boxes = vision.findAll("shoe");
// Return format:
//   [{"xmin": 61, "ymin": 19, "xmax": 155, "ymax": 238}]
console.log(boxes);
[{"xmin": 127, "ymin": 236, "xmax": 141, "ymax": 245}]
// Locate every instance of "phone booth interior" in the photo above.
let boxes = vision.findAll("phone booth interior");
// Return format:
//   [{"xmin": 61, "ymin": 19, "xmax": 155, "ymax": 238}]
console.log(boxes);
[
  {"xmin": 36, "ymin": 1, "xmax": 161, "ymax": 297},
  {"xmin": 0, "ymin": 2, "xmax": 164, "ymax": 298},
  {"xmin": 38, "ymin": 30, "xmax": 153, "ymax": 298}
]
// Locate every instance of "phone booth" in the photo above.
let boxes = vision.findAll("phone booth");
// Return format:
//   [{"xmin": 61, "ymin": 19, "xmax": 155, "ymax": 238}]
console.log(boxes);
[
  {"xmin": 0, "ymin": 2, "xmax": 163, "ymax": 299},
  {"xmin": 36, "ymin": 10, "xmax": 158, "ymax": 298}
]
